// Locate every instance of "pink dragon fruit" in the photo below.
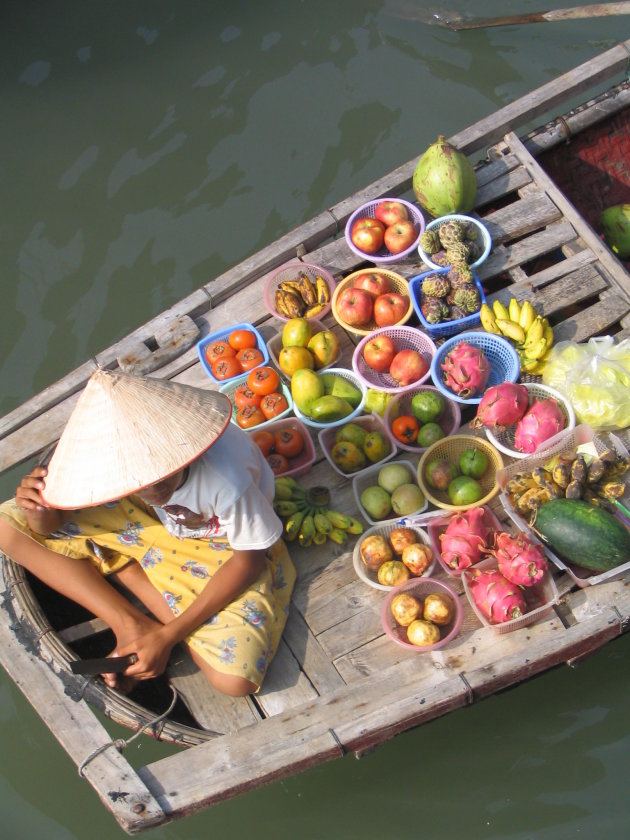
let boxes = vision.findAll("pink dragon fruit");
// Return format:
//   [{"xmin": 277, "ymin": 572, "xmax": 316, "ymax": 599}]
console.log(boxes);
[
  {"xmin": 439, "ymin": 507, "xmax": 495, "ymax": 570},
  {"xmin": 491, "ymin": 531, "xmax": 548, "ymax": 586},
  {"xmin": 440, "ymin": 341, "xmax": 491, "ymax": 399},
  {"xmin": 472, "ymin": 382, "xmax": 530, "ymax": 430},
  {"xmin": 467, "ymin": 568, "xmax": 527, "ymax": 623},
  {"xmin": 513, "ymin": 397, "xmax": 566, "ymax": 453}
]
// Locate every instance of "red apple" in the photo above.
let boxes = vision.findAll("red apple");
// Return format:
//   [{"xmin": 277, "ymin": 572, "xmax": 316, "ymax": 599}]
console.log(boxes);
[
  {"xmin": 336, "ymin": 286, "xmax": 374, "ymax": 327},
  {"xmin": 353, "ymin": 271, "xmax": 391, "ymax": 297},
  {"xmin": 363, "ymin": 335, "xmax": 397, "ymax": 372},
  {"xmin": 374, "ymin": 200, "xmax": 409, "ymax": 227},
  {"xmin": 373, "ymin": 292, "xmax": 408, "ymax": 327},
  {"xmin": 389, "ymin": 349, "xmax": 429, "ymax": 386},
  {"xmin": 384, "ymin": 220, "xmax": 417, "ymax": 254},
  {"xmin": 350, "ymin": 217, "xmax": 386, "ymax": 254}
]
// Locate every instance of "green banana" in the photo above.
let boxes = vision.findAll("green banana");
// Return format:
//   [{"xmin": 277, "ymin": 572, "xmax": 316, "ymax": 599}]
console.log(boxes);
[
  {"xmin": 298, "ymin": 534, "xmax": 313, "ymax": 548},
  {"xmin": 326, "ymin": 509, "xmax": 353, "ymax": 530},
  {"xmin": 298, "ymin": 513, "xmax": 315, "ymax": 542},
  {"xmin": 312, "ymin": 531, "xmax": 327, "ymax": 545},
  {"xmin": 328, "ymin": 528, "xmax": 347, "ymax": 545},
  {"xmin": 274, "ymin": 500, "xmax": 301, "ymax": 517},
  {"xmin": 314, "ymin": 512, "xmax": 332, "ymax": 534},
  {"xmin": 345, "ymin": 516, "xmax": 364, "ymax": 535},
  {"xmin": 273, "ymin": 482, "xmax": 295, "ymax": 501},
  {"xmin": 284, "ymin": 509, "xmax": 307, "ymax": 541}
]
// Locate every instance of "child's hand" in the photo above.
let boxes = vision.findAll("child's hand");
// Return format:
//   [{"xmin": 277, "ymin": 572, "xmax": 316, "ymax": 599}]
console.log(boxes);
[{"xmin": 16, "ymin": 466, "xmax": 50, "ymax": 512}]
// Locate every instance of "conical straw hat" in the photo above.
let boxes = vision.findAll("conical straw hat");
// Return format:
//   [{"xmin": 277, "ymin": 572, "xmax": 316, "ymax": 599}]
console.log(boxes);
[{"xmin": 42, "ymin": 368, "xmax": 233, "ymax": 509}]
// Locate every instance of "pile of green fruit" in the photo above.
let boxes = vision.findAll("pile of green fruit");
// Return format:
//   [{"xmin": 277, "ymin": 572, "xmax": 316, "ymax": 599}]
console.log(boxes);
[
  {"xmin": 389, "ymin": 389, "xmax": 448, "ymax": 449},
  {"xmin": 274, "ymin": 476, "xmax": 363, "ymax": 548},
  {"xmin": 422, "ymin": 445, "xmax": 490, "ymax": 506},
  {"xmin": 291, "ymin": 369, "xmax": 363, "ymax": 423},
  {"xmin": 329, "ymin": 421, "xmax": 391, "ymax": 473}
]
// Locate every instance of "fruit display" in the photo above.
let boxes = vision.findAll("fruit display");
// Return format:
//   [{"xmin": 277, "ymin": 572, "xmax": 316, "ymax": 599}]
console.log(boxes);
[
  {"xmin": 415, "ymin": 269, "xmax": 484, "ymax": 328},
  {"xmin": 383, "ymin": 581, "xmax": 459, "ymax": 649},
  {"xmin": 412, "ymin": 136, "xmax": 477, "ymax": 218},
  {"xmin": 358, "ymin": 526, "xmax": 434, "ymax": 582},
  {"xmin": 327, "ymin": 420, "xmax": 392, "ymax": 474},
  {"xmin": 347, "ymin": 199, "xmax": 421, "ymax": 259},
  {"xmin": 252, "ymin": 421, "xmax": 314, "ymax": 477},
  {"xmin": 502, "ymin": 446, "xmax": 629, "ymax": 523},
  {"xmin": 355, "ymin": 461, "xmax": 425, "ymax": 522},
  {"xmin": 479, "ymin": 297, "xmax": 554, "ymax": 376},
  {"xmin": 272, "ymin": 317, "xmax": 341, "ymax": 376},
  {"xmin": 439, "ymin": 341, "xmax": 490, "ymax": 399},
  {"xmin": 436, "ymin": 507, "xmax": 497, "ymax": 572},
  {"xmin": 291, "ymin": 369, "xmax": 364, "ymax": 424},
  {"xmin": 273, "ymin": 477, "xmax": 363, "ymax": 548},
  {"xmin": 273, "ymin": 270, "xmax": 331, "ymax": 319}
]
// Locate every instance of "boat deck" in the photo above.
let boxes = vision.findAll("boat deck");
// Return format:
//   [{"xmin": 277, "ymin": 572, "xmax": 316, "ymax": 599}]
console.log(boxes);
[{"xmin": 2, "ymin": 41, "xmax": 630, "ymax": 834}]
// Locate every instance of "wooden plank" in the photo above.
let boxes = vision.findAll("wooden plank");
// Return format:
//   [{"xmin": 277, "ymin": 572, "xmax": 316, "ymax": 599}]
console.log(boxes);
[
  {"xmin": 528, "ymin": 249, "xmax": 598, "ymax": 289},
  {"xmin": 117, "ymin": 315, "xmax": 200, "ymax": 375},
  {"xmin": 277, "ymin": 605, "xmax": 346, "ymax": 696},
  {"xmin": 553, "ymin": 292, "xmax": 630, "ymax": 342},
  {"xmin": 479, "ymin": 191, "xmax": 564, "ymax": 246},
  {"xmin": 0, "ymin": 588, "xmax": 166, "ymax": 834},
  {"xmin": 255, "ymin": 636, "xmax": 319, "ymax": 716}
]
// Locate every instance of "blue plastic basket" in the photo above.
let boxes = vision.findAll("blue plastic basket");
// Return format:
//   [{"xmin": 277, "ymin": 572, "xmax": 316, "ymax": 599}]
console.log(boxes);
[
  {"xmin": 409, "ymin": 268, "xmax": 487, "ymax": 339},
  {"xmin": 197, "ymin": 322, "xmax": 269, "ymax": 384},
  {"xmin": 417, "ymin": 214, "xmax": 492, "ymax": 271},
  {"xmin": 430, "ymin": 331, "xmax": 520, "ymax": 405}
]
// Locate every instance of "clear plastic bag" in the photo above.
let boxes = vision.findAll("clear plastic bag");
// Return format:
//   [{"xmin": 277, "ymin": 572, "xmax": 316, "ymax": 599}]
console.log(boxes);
[{"xmin": 542, "ymin": 336, "xmax": 630, "ymax": 430}]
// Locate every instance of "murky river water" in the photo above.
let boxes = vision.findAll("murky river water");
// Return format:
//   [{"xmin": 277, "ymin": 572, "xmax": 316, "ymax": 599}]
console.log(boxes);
[{"xmin": 2, "ymin": 2, "xmax": 630, "ymax": 837}]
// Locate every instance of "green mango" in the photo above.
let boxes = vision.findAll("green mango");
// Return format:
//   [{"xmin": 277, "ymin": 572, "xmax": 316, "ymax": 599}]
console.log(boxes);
[
  {"xmin": 309, "ymin": 395, "xmax": 354, "ymax": 422},
  {"xmin": 320, "ymin": 373, "xmax": 362, "ymax": 407},
  {"xmin": 600, "ymin": 204, "xmax": 630, "ymax": 259}
]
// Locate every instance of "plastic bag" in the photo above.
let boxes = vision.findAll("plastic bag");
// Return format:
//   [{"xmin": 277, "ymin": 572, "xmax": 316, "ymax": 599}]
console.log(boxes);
[{"xmin": 542, "ymin": 336, "xmax": 630, "ymax": 430}]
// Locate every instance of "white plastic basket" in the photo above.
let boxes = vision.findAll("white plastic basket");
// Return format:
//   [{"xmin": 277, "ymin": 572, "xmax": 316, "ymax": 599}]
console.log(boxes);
[{"xmin": 352, "ymin": 519, "xmax": 435, "ymax": 591}]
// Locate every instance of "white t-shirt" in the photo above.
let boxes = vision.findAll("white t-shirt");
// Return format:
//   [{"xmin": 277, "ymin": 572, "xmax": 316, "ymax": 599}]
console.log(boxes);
[{"xmin": 153, "ymin": 423, "xmax": 283, "ymax": 550}]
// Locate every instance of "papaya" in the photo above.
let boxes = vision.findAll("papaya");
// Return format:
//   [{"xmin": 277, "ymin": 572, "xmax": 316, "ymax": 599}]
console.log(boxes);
[
  {"xmin": 320, "ymin": 373, "xmax": 363, "ymax": 407},
  {"xmin": 534, "ymin": 498, "xmax": 630, "ymax": 572},
  {"xmin": 600, "ymin": 204, "xmax": 630, "ymax": 260},
  {"xmin": 309, "ymin": 395, "xmax": 354, "ymax": 422}
]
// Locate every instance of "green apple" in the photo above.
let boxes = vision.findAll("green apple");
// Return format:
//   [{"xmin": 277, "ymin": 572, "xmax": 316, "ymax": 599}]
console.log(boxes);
[
  {"xmin": 411, "ymin": 391, "xmax": 445, "ymax": 423},
  {"xmin": 458, "ymin": 448, "xmax": 489, "ymax": 479},
  {"xmin": 448, "ymin": 476, "xmax": 483, "ymax": 506},
  {"xmin": 378, "ymin": 462, "xmax": 411, "ymax": 494},
  {"xmin": 360, "ymin": 485, "xmax": 392, "ymax": 520},
  {"xmin": 391, "ymin": 483, "xmax": 425, "ymax": 516}
]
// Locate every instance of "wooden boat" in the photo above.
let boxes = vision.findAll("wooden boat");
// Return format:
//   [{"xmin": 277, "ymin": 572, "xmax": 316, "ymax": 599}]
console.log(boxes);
[{"xmin": 2, "ymin": 40, "xmax": 630, "ymax": 834}]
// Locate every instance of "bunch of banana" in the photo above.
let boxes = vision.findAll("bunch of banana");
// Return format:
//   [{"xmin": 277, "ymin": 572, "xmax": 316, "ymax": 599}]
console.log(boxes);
[
  {"xmin": 274, "ymin": 272, "xmax": 331, "ymax": 319},
  {"xmin": 504, "ymin": 447, "xmax": 629, "ymax": 523},
  {"xmin": 274, "ymin": 476, "xmax": 363, "ymax": 548},
  {"xmin": 479, "ymin": 297, "xmax": 554, "ymax": 375}
]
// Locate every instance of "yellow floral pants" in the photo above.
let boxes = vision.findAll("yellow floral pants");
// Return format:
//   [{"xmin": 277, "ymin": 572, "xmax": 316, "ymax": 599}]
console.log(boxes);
[{"xmin": 0, "ymin": 496, "xmax": 296, "ymax": 689}]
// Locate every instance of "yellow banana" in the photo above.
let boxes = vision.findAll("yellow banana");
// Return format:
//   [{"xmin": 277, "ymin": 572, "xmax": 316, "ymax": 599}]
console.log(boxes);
[
  {"xmin": 315, "ymin": 275, "xmax": 330, "ymax": 304},
  {"xmin": 524, "ymin": 316, "xmax": 544, "ymax": 347},
  {"xmin": 298, "ymin": 513, "xmax": 315, "ymax": 542},
  {"xmin": 346, "ymin": 516, "xmax": 364, "ymax": 535},
  {"xmin": 480, "ymin": 303, "xmax": 501, "ymax": 334},
  {"xmin": 541, "ymin": 318, "xmax": 554, "ymax": 349},
  {"xmin": 527, "ymin": 359, "xmax": 548, "ymax": 376},
  {"xmin": 303, "ymin": 302, "xmax": 326, "ymax": 318},
  {"xmin": 518, "ymin": 300, "xmax": 537, "ymax": 331},
  {"xmin": 523, "ymin": 337, "xmax": 548, "ymax": 361},
  {"xmin": 508, "ymin": 297, "xmax": 522, "ymax": 323},
  {"xmin": 518, "ymin": 354, "xmax": 542, "ymax": 373},
  {"xmin": 496, "ymin": 319, "xmax": 526, "ymax": 344},
  {"xmin": 326, "ymin": 509, "xmax": 353, "ymax": 530},
  {"xmin": 492, "ymin": 299, "xmax": 510, "ymax": 320},
  {"xmin": 328, "ymin": 528, "xmax": 347, "ymax": 545},
  {"xmin": 284, "ymin": 509, "xmax": 307, "ymax": 541}
]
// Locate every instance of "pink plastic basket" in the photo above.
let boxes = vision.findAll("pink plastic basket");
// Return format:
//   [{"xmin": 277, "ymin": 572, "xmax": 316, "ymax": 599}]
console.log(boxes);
[
  {"xmin": 344, "ymin": 197, "xmax": 425, "ymax": 264},
  {"xmin": 383, "ymin": 385, "xmax": 461, "ymax": 454},
  {"xmin": 351, "ymin": 325, "xmax": 436, "ymax": 393},
  {"xmin": 256, "ymin": 417, "xmax": 316, "ymax": 478},
  {"xmin": 263, "ymin": 262, "xmax": 337, "ymax": 322},
  {"xmin": 380, "ymin": 576, "xmax": 463, "ymax": 651},
  {"xmin": 462, "ymin": 556, "xmax": 559, "ymax": 635},
  {"xmin": 427, "ymin": 505, "xmax": 503, "ymax": 577}
]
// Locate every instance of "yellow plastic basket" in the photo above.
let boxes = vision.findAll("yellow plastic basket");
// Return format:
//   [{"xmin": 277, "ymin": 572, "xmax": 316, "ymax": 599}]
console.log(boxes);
[{"xmin": 331, "ymin": 269, "xmax": 413, "ymax": 337}]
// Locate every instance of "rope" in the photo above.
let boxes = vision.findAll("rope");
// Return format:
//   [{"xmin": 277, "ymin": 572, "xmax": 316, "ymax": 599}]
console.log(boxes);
[{"xmin": 78, "ymin": 684, "xmax": 179, "ymax": 777}]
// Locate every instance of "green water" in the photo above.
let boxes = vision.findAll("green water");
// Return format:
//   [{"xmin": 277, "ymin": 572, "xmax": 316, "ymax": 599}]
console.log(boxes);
[{"xmin": 2, "ymin": 2, "xmax": 629, "ymax": 836}]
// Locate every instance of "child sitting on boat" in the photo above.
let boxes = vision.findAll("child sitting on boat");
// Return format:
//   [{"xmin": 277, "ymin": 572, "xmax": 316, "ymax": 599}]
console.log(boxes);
[{"xmin": 0, "ymin": 368, "xmax": 296, "ymax": 697}]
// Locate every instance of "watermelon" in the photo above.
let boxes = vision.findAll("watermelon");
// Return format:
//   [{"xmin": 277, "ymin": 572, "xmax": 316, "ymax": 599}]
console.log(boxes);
[{"xmin": 534, "ymin": 498, "xmax": 630, "ymax": 572}]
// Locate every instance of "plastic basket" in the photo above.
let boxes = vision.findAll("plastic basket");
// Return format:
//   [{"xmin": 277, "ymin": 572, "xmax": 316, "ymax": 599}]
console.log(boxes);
[
  {"xmin": 255, "ymin": 417, "xmax": 315, "ymax": 478},
  {"xmin": 351, "ymin": 325, "xmax": 436, "ymax": 393},
  {"xmin": 497, "ymin": 424, "xmax": 630, "ymax": 588},
  {"xmin": 352, "ymin": 520, "xmax": 435, "ymax": 591},
  {"xmin": 430, "ymin": 331, "xmax": 520, "ymax": 405},
  {"xmin": 485, "ymin": 382, "xmax": 576, "ymax": 460},
  {"xmin": 266, "ymin": 326, "xmax": 341, "ymax": 382},
  {"xmin": 197, "ymin": 322, "xmax": 269, "ymax": 384},
  {"xmin": 219, "ymin": 373, "xmax": 292, "ymax": 431},
  {"xmin": 427, "ymin": 505, "xmax": 503, "ymax": 578},
  {"xmin": 417, "ymin": 434, "xmax": 504, "ymax": 511},
  {"xmin": 291, "ymin": 367, "xmax": 366, "ymax": 430},
  {"xmin": 417, "ymin": 214, "xmax": 492, "ymax": 270},
  {"xmin": 318, "ymin": 413, "xmax": 398, "ymax": 478},
  {"xmin": 383, "ymin": 385, "xmax": 461, "ymax": 454},
  {"xmin": 381, "ymin": 576, "xmax": 463, "ymax": 651},
  {"xmin": 462, "ymin": 556, "xmax": 559, "ymax": 635},
  {"xmin": 353, "ymin": 459, "xmax": 428, "ymax": 526},
  {"xmin": 344, "ymin": 197, "xmax": 425, "ymax": 264},
  {"xmin": 331, "ymin": 269, "xmax": 413, "ymax": 337},
  {"xmin": 263, "ymin": 261, "xmax": 337, "ymax": 322},
  {"xmin": 409, "ymin": 268, "xmax": 487, "ymax": 339}
]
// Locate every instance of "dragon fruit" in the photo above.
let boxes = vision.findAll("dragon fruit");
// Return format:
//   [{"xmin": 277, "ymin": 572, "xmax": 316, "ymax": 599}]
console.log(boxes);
[
  {"xmin": 439, "ymin": 507, "xmax": 495, "ymax": 570},
  {"xmin": 491, "ymin": 531, "xmax": 548, "ymax": 586},
  {"xmin": 440, "ymin": 341, "xmax": 490, "ymax": 399},
  {"xmin": 513, "ymin": 397, "xmax": 566, "ymax": 454},
  {"xmin": 472, "ymin": 382, "xmax": 530, "ymax": 430},
  {"xmin": 467, "ymin": 568, "xmax": 527, "ymax": 623}
]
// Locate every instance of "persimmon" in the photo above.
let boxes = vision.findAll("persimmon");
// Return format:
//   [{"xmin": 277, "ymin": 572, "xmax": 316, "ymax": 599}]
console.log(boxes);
[
  {"xmin": 252, "ymin": 429, "xmax": 275, "ymax": 456},
  {"xmin": 205, "ymin": 340, "xmax": 236, "ymax": 366},
  {"xmin": 391, "ymin": 414, "xmax": 419, "ymax": 445},
  {"xmin": 236, "ymin": 347, "xmax": 264, "ymax": 372},
  {"xmin": 248, "ymin": 365, "xmax": 280, "ymax": 396},
  {"xmin": 228, "ymin": 328, "xmax": 257, "ymax": 350},
  {"xmin": 266, "ymin": 452, "xmax": 290, "ymax": 475},
  {"xmin": 274, "ymin": 427, "xmax": 304, "ymax": 458},
  {"xmin": 235, "ymin": 405, "xmax": 266, "ymax": 429},
  {"xmin": 234, "ymin": 384, "xmax": 262, "ymax": 410},
  {"xmin": 260, "ymin": 392, "xmax": 289, "ymax": 420},
  {"xmin": 212, "ymin": 355, "xmax": 242, "ymax": 381}
]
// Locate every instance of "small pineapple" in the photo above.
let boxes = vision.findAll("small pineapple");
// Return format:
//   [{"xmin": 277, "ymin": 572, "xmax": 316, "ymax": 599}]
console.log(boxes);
[
  {"xmin": 448, "ymin": 304, "xmax": 469, "ymax": 321},
  {"xmin": 422, "ymin": 273, "xmax": 451, "ymax": 298},
  {"xmin": 462, "ymin": 221, "xmax": 479, "ymax": 241},
  {"xmin": 437, "ymin": 220, "xmax": 465, "ymax": 249},
  {"xmin": 446, "ymin": 264, "xmax": 475, "ymax": 287},
  {"xmin": 453, "ymin": 286, "xmax": 481, "ymax": 313},
  {"xmin": 445, "ymin": 241, "xmax": 473, "ymax": 266},
  {"xmin": 419, "ymin": 229, "xmax": 441, "ymax": 255},
  {"xmin": 421, "ymin": 297, "xmax": 450, "ymax": 324},
  {"xmin": 431, "ymin": 249, "xmax": 450, "ymax": 267}
]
